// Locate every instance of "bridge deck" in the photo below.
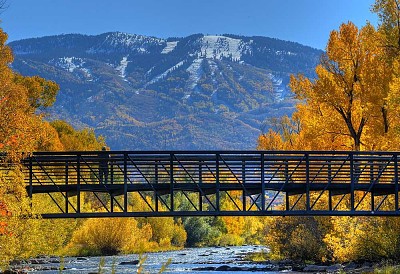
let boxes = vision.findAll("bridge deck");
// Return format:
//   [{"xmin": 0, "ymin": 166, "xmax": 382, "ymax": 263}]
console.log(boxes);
[
  {"xmin": 29, "ymin": 182, "xmax": 397, "ymax": 196},
  {"xmin": 13, "ymin": 150, "xmax": 400, "ymax": 217}
]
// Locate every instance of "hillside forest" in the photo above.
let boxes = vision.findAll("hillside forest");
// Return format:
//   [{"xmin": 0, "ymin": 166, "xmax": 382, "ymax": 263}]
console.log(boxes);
[{"xmin": 1, "ymin": 0, "xmax": 400, "ymax": 269}]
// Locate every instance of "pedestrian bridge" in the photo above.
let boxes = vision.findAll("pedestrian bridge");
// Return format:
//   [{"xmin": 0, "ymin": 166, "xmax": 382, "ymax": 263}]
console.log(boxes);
[{"xmin": 7, "ymin": 151, "xmax": 400, "ymax": 218}]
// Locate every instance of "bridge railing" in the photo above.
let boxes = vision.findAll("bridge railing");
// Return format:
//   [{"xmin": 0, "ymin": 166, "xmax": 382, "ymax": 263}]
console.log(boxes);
[{"xmin": 20, "ymin": 151, "xmax": 400, "ymax": 217}]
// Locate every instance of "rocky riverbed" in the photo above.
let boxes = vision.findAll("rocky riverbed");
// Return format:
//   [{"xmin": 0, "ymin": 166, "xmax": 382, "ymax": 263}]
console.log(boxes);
[{"xmin": 2, "ymin": 246, "xmax": 398, "ymax": 273}]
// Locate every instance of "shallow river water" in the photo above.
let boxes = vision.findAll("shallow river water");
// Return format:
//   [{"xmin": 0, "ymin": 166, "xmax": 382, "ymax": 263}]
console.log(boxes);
[{"xmin": 26, "ymin": 245, "xmax": 278, "ymax": 273}]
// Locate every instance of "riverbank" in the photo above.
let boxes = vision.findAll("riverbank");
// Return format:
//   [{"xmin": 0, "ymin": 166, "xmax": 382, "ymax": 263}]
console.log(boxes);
[
  {"xmin": 3, "ymin": 246, "xmax": 400, "ymax": 273},
  {"xmin": 2, "ymin": 246, "xmax": 267, "ymax": 273},
  {"xmin": 192, "ymin": 259, "xmax": 400, "ymax": 273}
]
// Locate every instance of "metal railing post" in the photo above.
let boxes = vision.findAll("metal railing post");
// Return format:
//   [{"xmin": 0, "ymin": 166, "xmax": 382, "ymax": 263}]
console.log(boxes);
[
  {"xmin": 370, "ymin": 160, "xmax": 374, "ymax": 211},
  {"xmin": 65, "ymin": 161, "xmax": 69, "ymax": 213},
  {"xmin": 328, "ymin": 160, "xmax": 332, "ymax": 211},
  {"xmin": 111, "ymin": 194, "xmax": 114, "ymax": 213},
  {"xmin": 124, "ymin": 153, "xmax": 128, "ymax": 213},
  {"xmin": 170, "ymin": 153, "xmax": 174, "ymax": 212},
  {"xmin": 285, "ymin": 159, "xmax": 289, "ymax": 211},
  {"xmin": 350, "ymin": 153, "xmax": 355, "ymax": 212},
  {"xmin": 29, "ymin": 155, "xmax": 33, "ymax": 200},
  {"xmin": 306, "ymin": 153, "xmax": 310, "ymax": 211},
  {"xmin": 110, "ymin": 156, "xmax": 114, "ymax": 184},
  {"xmin": 77, "ymin": 154, "xmax": 81, "ymax": 214},
  {"xmin": 155, "ymin": 161, "xmax": 159, "ymax": 212},
  {"xmin": 261, "ymin": 153, "xmax": 265, "ymax": 211},
  {"xmin": 242, "ymin": 159, "xmax": 246, "ymax": 211},
  {"xmin": 199, "ymin": 160, "xmax": 203, "ymax": 211},
  {"xmin": 216, "ymin": 153, "xmax": 220, "ymax": 212},
  {"xmin": 395, "ymin": 153, "xmax": 399, "ymax": 211}
]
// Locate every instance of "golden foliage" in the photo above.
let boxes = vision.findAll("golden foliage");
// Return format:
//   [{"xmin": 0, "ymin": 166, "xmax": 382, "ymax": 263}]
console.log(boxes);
[
  {"xmin": 0, "ymin": 29, "xmax": 60, "ymax": 156},
  {"xmin": 325, "ymin": 217, "xmax": 400, "ymax": 262},
  {"xmin": 264, "ymin": 216, "xmax": 330, "ymax": 261},
  {"xmin": 67, "ymin": 217, "xmax": 153, "ymax": 255},
  {"xmin": 260, "ymin": 19, "xmax": 400, "ymax": 152},
  {"xmin": 0, "ymin": 26, "xmax": 106, "ymax": 267},
  {"xmin": 50, "ymin": 120, "xmax": 105, "ymax": 151},
  {"xmin": 0, "ymin": 169, "xmax": 76, "ymax": 269},
  {"xmin": 67, "ymin": 214, "xmax": 187, "ymax": 256},
  {"xmin": 258, "ymin": 0, "xmax": 400, "ymax": 262},
  {"xmin": 171, "ymin": 219, "xmax": 187, "ymax": 247}
]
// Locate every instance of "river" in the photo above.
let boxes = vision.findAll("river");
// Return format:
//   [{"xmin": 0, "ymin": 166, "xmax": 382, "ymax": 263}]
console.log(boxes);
[{"xmin": 24, "ymin": 245, "xmax": 279, "ymax": 273}]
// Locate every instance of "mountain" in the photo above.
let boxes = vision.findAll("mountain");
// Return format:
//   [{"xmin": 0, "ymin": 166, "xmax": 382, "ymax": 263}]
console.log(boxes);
[{"xmin": 9, "ymin": 32, "xmax": 323, "ymax": 150}]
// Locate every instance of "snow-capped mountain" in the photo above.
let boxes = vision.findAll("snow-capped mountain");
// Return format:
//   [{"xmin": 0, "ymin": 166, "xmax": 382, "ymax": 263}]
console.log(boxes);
[{"xmin": 9, "ymin": 32, "xmax": 322, "ymax": 150}]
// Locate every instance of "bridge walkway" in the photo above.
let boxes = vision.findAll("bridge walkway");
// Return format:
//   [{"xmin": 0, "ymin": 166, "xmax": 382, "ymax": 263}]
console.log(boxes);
[{"xmin": 13, "ymin": 151, "xmax": 400, "ymax": 218}]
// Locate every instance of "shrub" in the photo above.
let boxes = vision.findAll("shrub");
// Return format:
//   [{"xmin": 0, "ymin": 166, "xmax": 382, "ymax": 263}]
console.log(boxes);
[
  {"xmin": 264, "ymin": 216, "xmax": 330, "ymax": 262},
  {"xmin": 67, "ymin": 218, "xmax": 151, "ymax": 255},
  {"xmin": 171, "ymin": 221, "xmax": 187, "ymax": 247}
]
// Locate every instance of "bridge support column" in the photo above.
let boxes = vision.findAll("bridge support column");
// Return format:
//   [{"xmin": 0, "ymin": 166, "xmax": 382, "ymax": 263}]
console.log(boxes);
[
  {"xmin": 29, "ymin": 156, "xmax": 33, "ymax": 200},
  {"xmin": 216, "ymin": 153, "xmax": 220, "ymax": 212},
  {"xmin": 350, "ymin": 153, "xmax": 355, "ymax": 212},
  {"xmin": 124, "ymin": 153, "xmax": 128, "ymax": 213},
  {"xmin": 306, "ymin": 153, "xmax": 310, "ymax": 211},
  {"xmin": 155, "ymin": 161, "xmax": 159, "ymax": 212},
  {"xmin": 370, "ymin": 161, "xmax": 374, "ymax": 211},
  {"xmin": 285, "ymin": 160, "xmax": 289, "ymax": 211},
  {"xmin": 65, "ymin": 162, "xmax": 69, "ymax": 214},
  {"xmin": 199, "ymin": 161, "xmax": 203, "ymax": 211},
  {"xmin": 77, "ymin": 154, "xmax": 81, "ymax": 214},
  {"xmin": 395, "ymin": 154, "xmax": 399, "ymax": 211},
  {"xmin": 242, "ymin": 160, "xmax": 246, "ymax": 211},
  {"xmin": 371, "ymin": 190, "xmax": 375, "ymax": 212},
  {"xmin": 111, "ymin": 194, "xmax": 114, "ymax": 213},
  {"xmin": 170, "ymin": 154, "xmax": 174, "ymax": 212},
  {"xmin": 328, "ymin": 160, "xmax": 332, "ymax": 211},
  {"xmin": 261, "ymin": 154, "xmax": 265, "ymax": 211}
]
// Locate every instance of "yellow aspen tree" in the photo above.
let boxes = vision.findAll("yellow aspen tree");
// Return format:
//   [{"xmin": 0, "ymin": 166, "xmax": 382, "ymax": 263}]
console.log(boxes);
[
  {"xmin": 373, "ymin": 0, "xmax": 400, "ymax": 58},
  {"xmin": 372, "ymin": 0, "xmax": 400, "ymax": 149},
  {"xmin": 259, "ymin": 0, "xmax": 400, "ymax": 263},
  {"xmin": 290, "ymin": 22, "xmax": 394, "ymax": 151}
]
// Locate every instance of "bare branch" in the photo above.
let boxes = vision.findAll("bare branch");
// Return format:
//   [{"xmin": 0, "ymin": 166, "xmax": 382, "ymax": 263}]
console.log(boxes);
[{"xmin": 0, "ymin": 0, "xmax": 8, "ymax": 15}]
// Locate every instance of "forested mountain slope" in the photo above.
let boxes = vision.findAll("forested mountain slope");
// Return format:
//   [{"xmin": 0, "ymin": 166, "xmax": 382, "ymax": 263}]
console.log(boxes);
[{"xmin": 10, "ymin": 32, "xmax": 322, "ymax": 150}]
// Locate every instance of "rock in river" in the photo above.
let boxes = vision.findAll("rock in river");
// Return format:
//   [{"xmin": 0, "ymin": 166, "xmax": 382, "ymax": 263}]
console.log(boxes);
[{"xmin": 119, "ymin": 260, "xmax": 139, "ymax": 265}]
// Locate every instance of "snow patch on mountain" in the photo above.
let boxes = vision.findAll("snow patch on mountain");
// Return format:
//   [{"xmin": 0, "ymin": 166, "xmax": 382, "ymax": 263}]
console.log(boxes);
[
  {"xmin": 87, "ymin": 32, "xmax": 164, "ymax": 54},
  {"xmin": 198, "ymin": 36, "xmax": 251, "ymax": 61},
  {"xmin": 161, "ymin": 41, "xmax": 178, "ymax": 54},
  {"xmin": 81, "ymin": 68, "xmax": 93, "ymax": 81},
  {"xmin": 116, "ymin": 56, "xmax": 130, "ymax": 79},
  {"xmin": 207, "ymin": 60, "xmax": 218, "ymax": 81},
  {"xmin": 146, "ymin": 66, "xmax": 155, "ymax": 76},
  {"xmin": 145, "ymin": 60, "xmax": 185, "ymax": 87},
  {"xmin": 186, "ymin": 59, "xmax": 204, "ymax": 90},
  {"xmin": 268, "ymin": 73, "xmax": 286, "ymax": 101},
  {"xmin": 49, "ymin": 57, "xmax": 94, "ymax": 80},
  {"xmin": 50, "ymin": 57, "xmax": 84, "ymax": 72},
  {"xmin": 106, "ymin": 32, "xmax": 163, "ymax": 47},
  {"xmin": 276, "ymin": 50, "xmax": 297, "ymax": 56}
]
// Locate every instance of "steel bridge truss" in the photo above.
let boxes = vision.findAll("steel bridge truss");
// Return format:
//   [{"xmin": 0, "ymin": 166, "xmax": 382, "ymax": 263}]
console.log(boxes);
[{"xmin": 22, "ymin": 151, "xmax": 400, "ymax": 218}]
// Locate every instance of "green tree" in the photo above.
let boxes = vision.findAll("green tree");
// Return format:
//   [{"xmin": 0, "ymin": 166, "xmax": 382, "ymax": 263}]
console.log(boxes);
[
  {"xmin": 50, "ymin": 120, "xmax": 105, "ymax": 151},
  {"xmin": 183, "ymin": 217, "xmax": 214, "ymax": 247},
  {"xmin": 264, "ymin": 215, "xmax": 330, "ymax": 261}
]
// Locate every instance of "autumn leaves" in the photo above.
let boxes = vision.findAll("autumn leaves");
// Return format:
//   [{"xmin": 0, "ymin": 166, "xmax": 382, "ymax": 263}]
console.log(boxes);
[{"xmin": 259, "ymin": 1, "xmax": 400, "ymax": 152}]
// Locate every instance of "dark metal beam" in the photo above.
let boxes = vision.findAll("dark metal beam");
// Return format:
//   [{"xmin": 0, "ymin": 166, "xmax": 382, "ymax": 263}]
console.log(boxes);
[{"xmin": 19, "ymin": 150, "xmax": 400, "ymax": 218}]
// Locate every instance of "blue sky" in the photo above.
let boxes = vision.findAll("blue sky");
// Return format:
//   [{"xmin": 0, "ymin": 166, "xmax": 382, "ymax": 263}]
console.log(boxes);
[{"xmin": 1, "ymin": 0, "xmax": 377, "ymax": 50}]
